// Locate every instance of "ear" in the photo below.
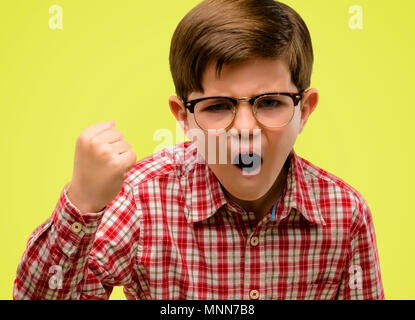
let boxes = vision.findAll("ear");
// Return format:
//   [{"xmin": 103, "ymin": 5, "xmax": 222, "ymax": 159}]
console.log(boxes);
[
  {"xmin": 298, "ymin": 88, "xmax": 318, "ymax": 134},
  {"xmin": 169, "ymin": 96, "xmax": 189, "ymax": 133}
]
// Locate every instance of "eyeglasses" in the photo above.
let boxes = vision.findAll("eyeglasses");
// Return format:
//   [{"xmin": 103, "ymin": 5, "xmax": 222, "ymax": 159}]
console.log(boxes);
[{"xmin": 183, "ymin": 91, "xmax": 304, "ymax": 131}]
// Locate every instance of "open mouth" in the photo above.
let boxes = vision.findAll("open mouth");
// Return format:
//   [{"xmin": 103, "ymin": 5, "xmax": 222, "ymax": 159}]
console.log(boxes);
[{"xmin": 233, "ymin": 152, "xmax": 263, "ymax": 174}]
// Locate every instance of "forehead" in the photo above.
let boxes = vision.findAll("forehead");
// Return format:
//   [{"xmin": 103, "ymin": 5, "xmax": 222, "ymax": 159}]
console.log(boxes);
[{"xmin": 194, "ymin": 58, "xmax": 295, "ymax": 99}]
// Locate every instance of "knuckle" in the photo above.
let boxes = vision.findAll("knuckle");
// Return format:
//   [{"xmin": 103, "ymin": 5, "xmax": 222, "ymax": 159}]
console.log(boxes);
[
  {"xmin": 76, "ymin": 134, "xmax": 86, "ymax": 146},
  {"xmin": 111, "ymin": 129, "xmax": 123, "ymax": 139},
  {"xmin": 99, "ymin": 144, "xmax": 111, "ymax": 156},
  {"xmin": 90, "ymin": 136, "xmax": 100, "ymax": 147},
  {"xmin": 111, "ymin": 158, "xmax": 123, "ymax": 170},
  {"xmin": 129, "ymin": 152, "xmax": 137, "ymax": 165}
]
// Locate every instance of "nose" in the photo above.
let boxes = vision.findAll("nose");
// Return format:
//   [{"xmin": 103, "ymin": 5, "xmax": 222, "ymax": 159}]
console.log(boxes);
[{"xmin": 229, "ymin": 100, "xmax": 261, "ymax": 134}]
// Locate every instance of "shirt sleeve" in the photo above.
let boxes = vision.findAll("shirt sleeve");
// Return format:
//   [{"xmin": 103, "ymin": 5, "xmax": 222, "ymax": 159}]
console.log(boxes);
[
  {"xmin": 13, "ymin": 180, "xmax": 141, "ymax": 300},
  {"xmin": 335, "ymin": 197, "xmax": 385, "ymax": 300}
]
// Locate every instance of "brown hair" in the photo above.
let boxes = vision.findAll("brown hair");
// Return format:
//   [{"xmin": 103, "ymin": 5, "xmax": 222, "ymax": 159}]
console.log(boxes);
[{"xmin": 169, "ymin": 0, "xmax": 314, "ymax": 101}]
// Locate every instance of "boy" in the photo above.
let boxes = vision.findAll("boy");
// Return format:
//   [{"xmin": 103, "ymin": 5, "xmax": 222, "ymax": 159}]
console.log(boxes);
[{"xmin": 13, "ymin": 0, "xmax": 384, "ymax": 299}]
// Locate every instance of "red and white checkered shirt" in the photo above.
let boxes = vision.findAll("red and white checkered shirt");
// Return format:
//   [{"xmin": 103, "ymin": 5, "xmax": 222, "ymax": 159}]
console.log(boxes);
[{"xmin": 13, "ymin": 140, "xmax": 384, "ymax": 300}]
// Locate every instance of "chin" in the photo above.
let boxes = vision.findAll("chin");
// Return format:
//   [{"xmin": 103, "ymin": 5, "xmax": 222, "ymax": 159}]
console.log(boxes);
[{"xmin": 225, "ymin": 186, "xmax": 267, "ymax": 201}]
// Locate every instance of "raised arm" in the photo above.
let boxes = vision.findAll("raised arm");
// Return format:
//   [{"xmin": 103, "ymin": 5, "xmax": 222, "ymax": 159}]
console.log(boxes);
[{"xmin": 13, "ymin": 121, "xmax": 139, "ymax": 299}]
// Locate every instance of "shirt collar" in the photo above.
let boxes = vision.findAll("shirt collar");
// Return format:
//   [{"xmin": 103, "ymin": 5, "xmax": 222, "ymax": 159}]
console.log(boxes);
[
  {"xmin": 178, "ymin": 141, "xmax": 228, "ymax": 223},
  {"xmin": 280, "ymin": 149, "xmax": 326, "ymax": 226},
  {"xmin": 179, "ymin": 141, "xmax": 325, "ymax": 226}
]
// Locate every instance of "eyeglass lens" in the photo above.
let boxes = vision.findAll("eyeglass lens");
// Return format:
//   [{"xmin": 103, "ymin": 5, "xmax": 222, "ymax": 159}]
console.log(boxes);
[{"xmin": 194, "ymin": 95, "xmax": 295, "ymax": 130}]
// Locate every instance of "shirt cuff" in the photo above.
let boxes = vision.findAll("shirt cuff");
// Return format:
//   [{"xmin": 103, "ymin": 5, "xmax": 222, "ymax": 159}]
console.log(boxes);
[
  {"xmin": 63, "ymin": 182, "xmax": 106, "ymax": 226},
  {"xmin": 51, "ymin": 182, "xmax": 106, "ymax": 257}
]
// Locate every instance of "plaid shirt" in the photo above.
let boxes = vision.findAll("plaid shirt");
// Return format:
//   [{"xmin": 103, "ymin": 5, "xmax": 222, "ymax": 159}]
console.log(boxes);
[{"xmin": 13, "ymin": 141, "xmax": 384, "ymax": 300}]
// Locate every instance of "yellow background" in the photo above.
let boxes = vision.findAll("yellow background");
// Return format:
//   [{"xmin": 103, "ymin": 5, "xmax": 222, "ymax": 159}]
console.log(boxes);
[{"xmin": 0, "ymin": 0, "xmax": 413, "ymax": 300}]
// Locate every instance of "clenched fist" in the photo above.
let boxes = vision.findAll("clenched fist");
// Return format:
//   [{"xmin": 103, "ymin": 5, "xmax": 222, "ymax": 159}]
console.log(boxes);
[{"xmin": 68, "ymin": 121, "xmax": 137, "ymax": 214}]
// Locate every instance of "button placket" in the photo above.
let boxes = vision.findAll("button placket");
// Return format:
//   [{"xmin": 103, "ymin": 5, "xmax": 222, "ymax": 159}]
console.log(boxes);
[{"xmin": 243, "ymin": 219, "xmax": 263, "ymax": 301}]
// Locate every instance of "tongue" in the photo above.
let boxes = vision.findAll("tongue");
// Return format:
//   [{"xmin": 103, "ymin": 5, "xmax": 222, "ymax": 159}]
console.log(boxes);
[{"xmin": 235, "ymin": 153, "xmax": 262, "ymax": 173}]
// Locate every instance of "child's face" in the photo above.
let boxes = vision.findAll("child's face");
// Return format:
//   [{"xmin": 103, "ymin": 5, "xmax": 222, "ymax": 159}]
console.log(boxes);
[{"xmin": 169, "ymin": 58, "xmax": 318, "ymax": 201}]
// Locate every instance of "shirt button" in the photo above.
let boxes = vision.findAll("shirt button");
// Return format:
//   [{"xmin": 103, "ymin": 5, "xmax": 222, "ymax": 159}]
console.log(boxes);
[
  {"xmin": 250, "ymin": 235, "xmax": 259, "ymax": 247},
  {"xmin": 249, "ymin": 289, "xmax": 259, "ymax": 300},
  {"xmin": 71, "ymin": 222, "xmax": 83, "ymax": 234}
]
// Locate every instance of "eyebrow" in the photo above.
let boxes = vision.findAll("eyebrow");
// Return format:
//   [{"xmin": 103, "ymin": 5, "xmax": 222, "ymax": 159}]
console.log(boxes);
[{"xmin": 205, "ymin": 89, "xmax": 281, "ymax": 98}]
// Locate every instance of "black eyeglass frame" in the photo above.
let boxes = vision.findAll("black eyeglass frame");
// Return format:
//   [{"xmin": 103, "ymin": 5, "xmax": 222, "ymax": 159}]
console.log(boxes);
[{"xmin": 182, "ymin": 90, "xmax": 305, "ymax": 129}]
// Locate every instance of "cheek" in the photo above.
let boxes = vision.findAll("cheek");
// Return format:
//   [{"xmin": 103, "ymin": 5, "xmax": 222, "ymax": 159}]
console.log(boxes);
[
  {"xmin": 185, "ymin": 116, "xmax": 203, "ymax": 142},
  {"xmin": 186, "ymin": 127, "xmax": 222, "ymax": 164},
  {"xmin": 281, "ymin": 124, "xmax": 299, "ymax": 145},
  {"xmin": 264, "ymin": 124, "xmax": 299, "ymax": 167},
  {"xmin": 185, "ymin": 115, "xmax": 198, "ymax": 132},
  {"xmin": 280, "ymin": 111, "xmax": 302, "ymax": 144},
  {"xmin": 267, "ymin": 122, "xmax": 299, "ymax": 148}
]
